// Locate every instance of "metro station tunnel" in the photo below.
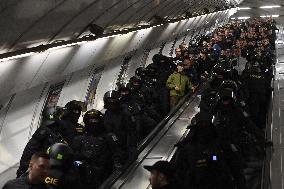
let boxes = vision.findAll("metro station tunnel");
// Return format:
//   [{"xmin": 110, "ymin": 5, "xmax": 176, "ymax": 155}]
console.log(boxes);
[{"xmin": 0, "ymin": 0, "xmax": 283, "ymax": 188}]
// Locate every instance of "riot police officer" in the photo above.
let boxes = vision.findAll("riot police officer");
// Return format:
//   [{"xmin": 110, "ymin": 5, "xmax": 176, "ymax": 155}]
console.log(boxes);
[
  {"xmin": 72, "ymin": 109, "xmax": 121, "ymax": 188},
  {"xmin": 16, "ymin": 107, "xmax": 66, "ymax": 178},
  {"xmin": 45, "ymin": 143, "xmax": 82, "ymax": 189},
  {"xmin": 173, "ymin": 112, "xmax": 235, "ymax": 189},
  {"xmin": 118, "ymin": 83, "xmax": 156, "ymax": 140},
  {"xmin": 241, "ymin": 61, "xmax": 270, "ymax": 129},
  {"xmin": 103, "ymin": 90, "xmax": 138, "ymax": 162},
  {"xmin": 51, "ymin": 100, "xmax": 85, "ymax": 144},
  {"xmin": 129, "ymin": 76, "xmax": 162, "ymax": 122}
]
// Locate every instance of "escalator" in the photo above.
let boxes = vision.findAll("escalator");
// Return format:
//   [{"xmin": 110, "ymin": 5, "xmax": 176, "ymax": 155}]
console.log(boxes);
[
  {"xmin": 100, "ymin": 53, "xmax": 275, "ymax": 189},
  {"xmin": 100, "ymin": 84, "xmax": 205, "ymax": 189}
]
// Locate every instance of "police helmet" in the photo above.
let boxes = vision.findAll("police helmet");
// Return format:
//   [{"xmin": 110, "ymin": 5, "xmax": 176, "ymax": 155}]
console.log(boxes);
[
  {"xmin": 64, "ymin": 100, "xmax": 82, "ymax": 114},
  {"xmin": 103, "ymin": 90, "xmax": 120, "ymax": 103},
  {"xmin": 83, "ymin": 109, "xmax": 103, "ymax": 126},
  {"xmin": 152, "ymin": 54, "xmax": 163, "ymax": 63},
  {"xmin": 250, "ymin": 61, "xmax": 262, "ymax": 73},
  {"xmin": 47, "ymin": 143, "xmax": 73, "ymax": 167},
  {"xmin": 219, "ymin": 80, "xmax": 238, "ymax": 93},
  {"xmin": 129, "ymin": 76, "xmax": 142, "ymax": 86},
  {"xmin": 118, "ymin": 83, "xmax": 130, "ymax": 92},
  {"xmin": 135, "ymin": 67, "xmax": 147, "ymax": 79}
]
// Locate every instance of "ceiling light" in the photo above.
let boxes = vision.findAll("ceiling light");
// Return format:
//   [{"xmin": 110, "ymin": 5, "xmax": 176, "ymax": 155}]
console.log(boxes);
[
  {"xmin": 260, "ymin": 5, "xmax": 281, "ymax": 9},
  {"xmin": 260, "ymin": 15, "xmax": 280, "ymax": 18},
  {"xmin": 238, "ymin": 16, "xmax": 250, "ymax": 20},
  {"xmin": 238, "ymin": 7, "xmax": 251, "ymax": 10}
]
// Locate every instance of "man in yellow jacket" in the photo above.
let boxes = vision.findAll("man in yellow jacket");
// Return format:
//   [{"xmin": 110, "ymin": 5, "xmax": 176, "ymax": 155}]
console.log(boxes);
[{"xmin": 166, "ymin": 64, "xmax": 193, "ymax": 109}]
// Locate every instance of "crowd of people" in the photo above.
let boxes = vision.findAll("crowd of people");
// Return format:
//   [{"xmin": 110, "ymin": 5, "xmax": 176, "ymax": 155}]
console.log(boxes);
[
  {"xmin": 144, "ymin": 17, "xmax": 276, "ymax": 189},
  {"xmin": 3, "ymin": 17, "xmax": 276, "ymax": 189}
]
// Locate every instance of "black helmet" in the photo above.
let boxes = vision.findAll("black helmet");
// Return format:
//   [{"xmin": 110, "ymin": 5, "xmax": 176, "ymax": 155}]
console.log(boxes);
[
  {"xmin": 63, "ymin": 100, "xmax": 82, "ymax": 123},
  {"xmin": 65, "ymin": 100, "xmax": 82, "ymax": 114},
  {"xmin": 103, "ymin": 90, "xmax": 120, "ymax": 103},
  {"xmin": 219, "ymin": 80, "xmax": 238, "ymax": 93},
  {"xmin": 249, "ymin": 61, "xmax": 262, "ymax": 73},
  {"xmin": 118, "ymin": 83, "xmax": 130, "ymax": 91},
  {"xmin": 129, "ymin": 76, "xmax": 142, "ymax": 90},
  {"xmin": 103, "ymin": 90, "xmax": 120, "ymax": 110},
  {"xmin": 135, "ymin": 67, "xmax": 147, "ymax": 79},
  {"xmin": 83, "ymin": 109, "xmax": 103, "ymax": 126},
  {"xmin": 152, "ymin": 54, "xmax": 163, "ymax": 63},
  {"xmin": 47, "ymin": 143, "xmax": 73, "ymax": 168}
]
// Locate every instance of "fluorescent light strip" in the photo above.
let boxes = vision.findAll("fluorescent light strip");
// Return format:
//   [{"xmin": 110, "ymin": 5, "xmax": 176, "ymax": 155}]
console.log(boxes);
[
  {"xmin": 238, "ymin": 16, "xmax": 250, "ymax": 19},
  {"xmin": 260, "ymin": 5, "xmax": 281, "ymax": 9},
  {"xmin": 238, "ymin": 7, "xmax": 251, "ymax": 10},
  {"xmin": 260, "ymin": 15, "xmax": 280, "ymax": 18}
]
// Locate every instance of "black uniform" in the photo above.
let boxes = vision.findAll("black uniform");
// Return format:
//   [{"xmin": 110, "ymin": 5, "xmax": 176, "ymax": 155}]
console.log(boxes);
[
  {"xmin": 103, "ymin": 91, "xmax": 138, "ymax": 162},
  {"xmin": 45, "ymin": 143, "xmax": 82, "ymax": 189},
  {"xmin": 3, "ymin": 176, "xmax": 47, "ymax": 189},
  {"xmin": 242, "ymin": 62, "xmax": 270, "ymax": 129},
  {"xmin": 72, "ymin": 134, "xmax": 111, "ymax": 188},
  {"xmin": 173, "ymin": 112, "xmax": 235, "ymax": 189},
  {"xmin": 17, "ymin": 125, "xmax": 65, "ymax": 178}
]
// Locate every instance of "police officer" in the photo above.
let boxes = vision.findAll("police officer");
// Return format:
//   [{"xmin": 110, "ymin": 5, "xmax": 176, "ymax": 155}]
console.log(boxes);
[
  {"xmin": 45, "ymin": 143, "xmax": 82, "ymax": 189},
  {"xmin": 17, "ymin": 107, "xmax": 66, "ymax": 178},
  {"xmin": 103, "ymin": 90, "xmax": 138, "ymax": 162},
  {"xmin": 129, "ymin": 76, "xmax": 162, "ymax": 122},
  {"xmin": 241, "ymin": 61, "xmax": 270, "ymax": 129},
  {"xmin": 50, "ymin": 100, "xmax": 85, "ymax": 144},
  {"xmin": 173, "ymin": 112, "xmax": 235, "ymax": 189},
  {"xmin": 71, "ymin": 109, "xmax": 120, "ymax": 188},
  {"xmin": 118, "ymin": 83, "xmax": 156, "ymax": 140}
]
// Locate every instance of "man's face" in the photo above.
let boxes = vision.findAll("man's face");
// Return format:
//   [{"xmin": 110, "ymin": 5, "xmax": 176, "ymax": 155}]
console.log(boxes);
[
  {"xmin": 177, "ymin": 65, "xmax": 184, "ymax": 72},
  {"xmin": 183, "ymin": 59, "xmax": 192, "ymax": 69},
  {"xmin": 175, "ymin": 48, "xmax": 182, "ymax": 57},
  {"xmin": 149, "ymin": 170, "xmax": 163, "ymax": 189},
  {"xmin": 29, "ymin": 157, "xmax": 50, "ymax": 183}
]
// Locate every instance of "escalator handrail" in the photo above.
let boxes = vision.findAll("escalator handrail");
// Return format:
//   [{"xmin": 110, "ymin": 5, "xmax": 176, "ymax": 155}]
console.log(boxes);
[
  {"xmin": 99, "ymin": 83, "xmax": 205, "ymax": 189},
  {"xmin": 260, "ymin": 59, "xmax": 276, "ymax": 189}
]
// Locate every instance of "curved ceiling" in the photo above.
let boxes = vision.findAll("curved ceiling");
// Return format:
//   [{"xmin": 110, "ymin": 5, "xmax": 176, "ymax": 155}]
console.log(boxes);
[{"xmin": 0, "ymin": 0, "xmax": 239, "ymax": 53}]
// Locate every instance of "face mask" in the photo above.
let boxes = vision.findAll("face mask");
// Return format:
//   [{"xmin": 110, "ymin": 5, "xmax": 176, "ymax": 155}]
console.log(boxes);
[
  {"xmin": 120, "ymin": 93, "xmax": 131, "ymax": 102},
  {"xmin": 65, "ymin": 110, "xmax": 81, "ymax": 123}
]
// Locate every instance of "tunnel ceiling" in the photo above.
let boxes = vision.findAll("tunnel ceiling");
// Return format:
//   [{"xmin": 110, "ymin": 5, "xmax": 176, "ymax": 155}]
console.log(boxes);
[
  {"xmin": 0, "ymin": 0, "xmax": 240, "ymax": 53},
  {"xmin": 233, "ymin": 0, "xmax": 284, "ymax": 24}
]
